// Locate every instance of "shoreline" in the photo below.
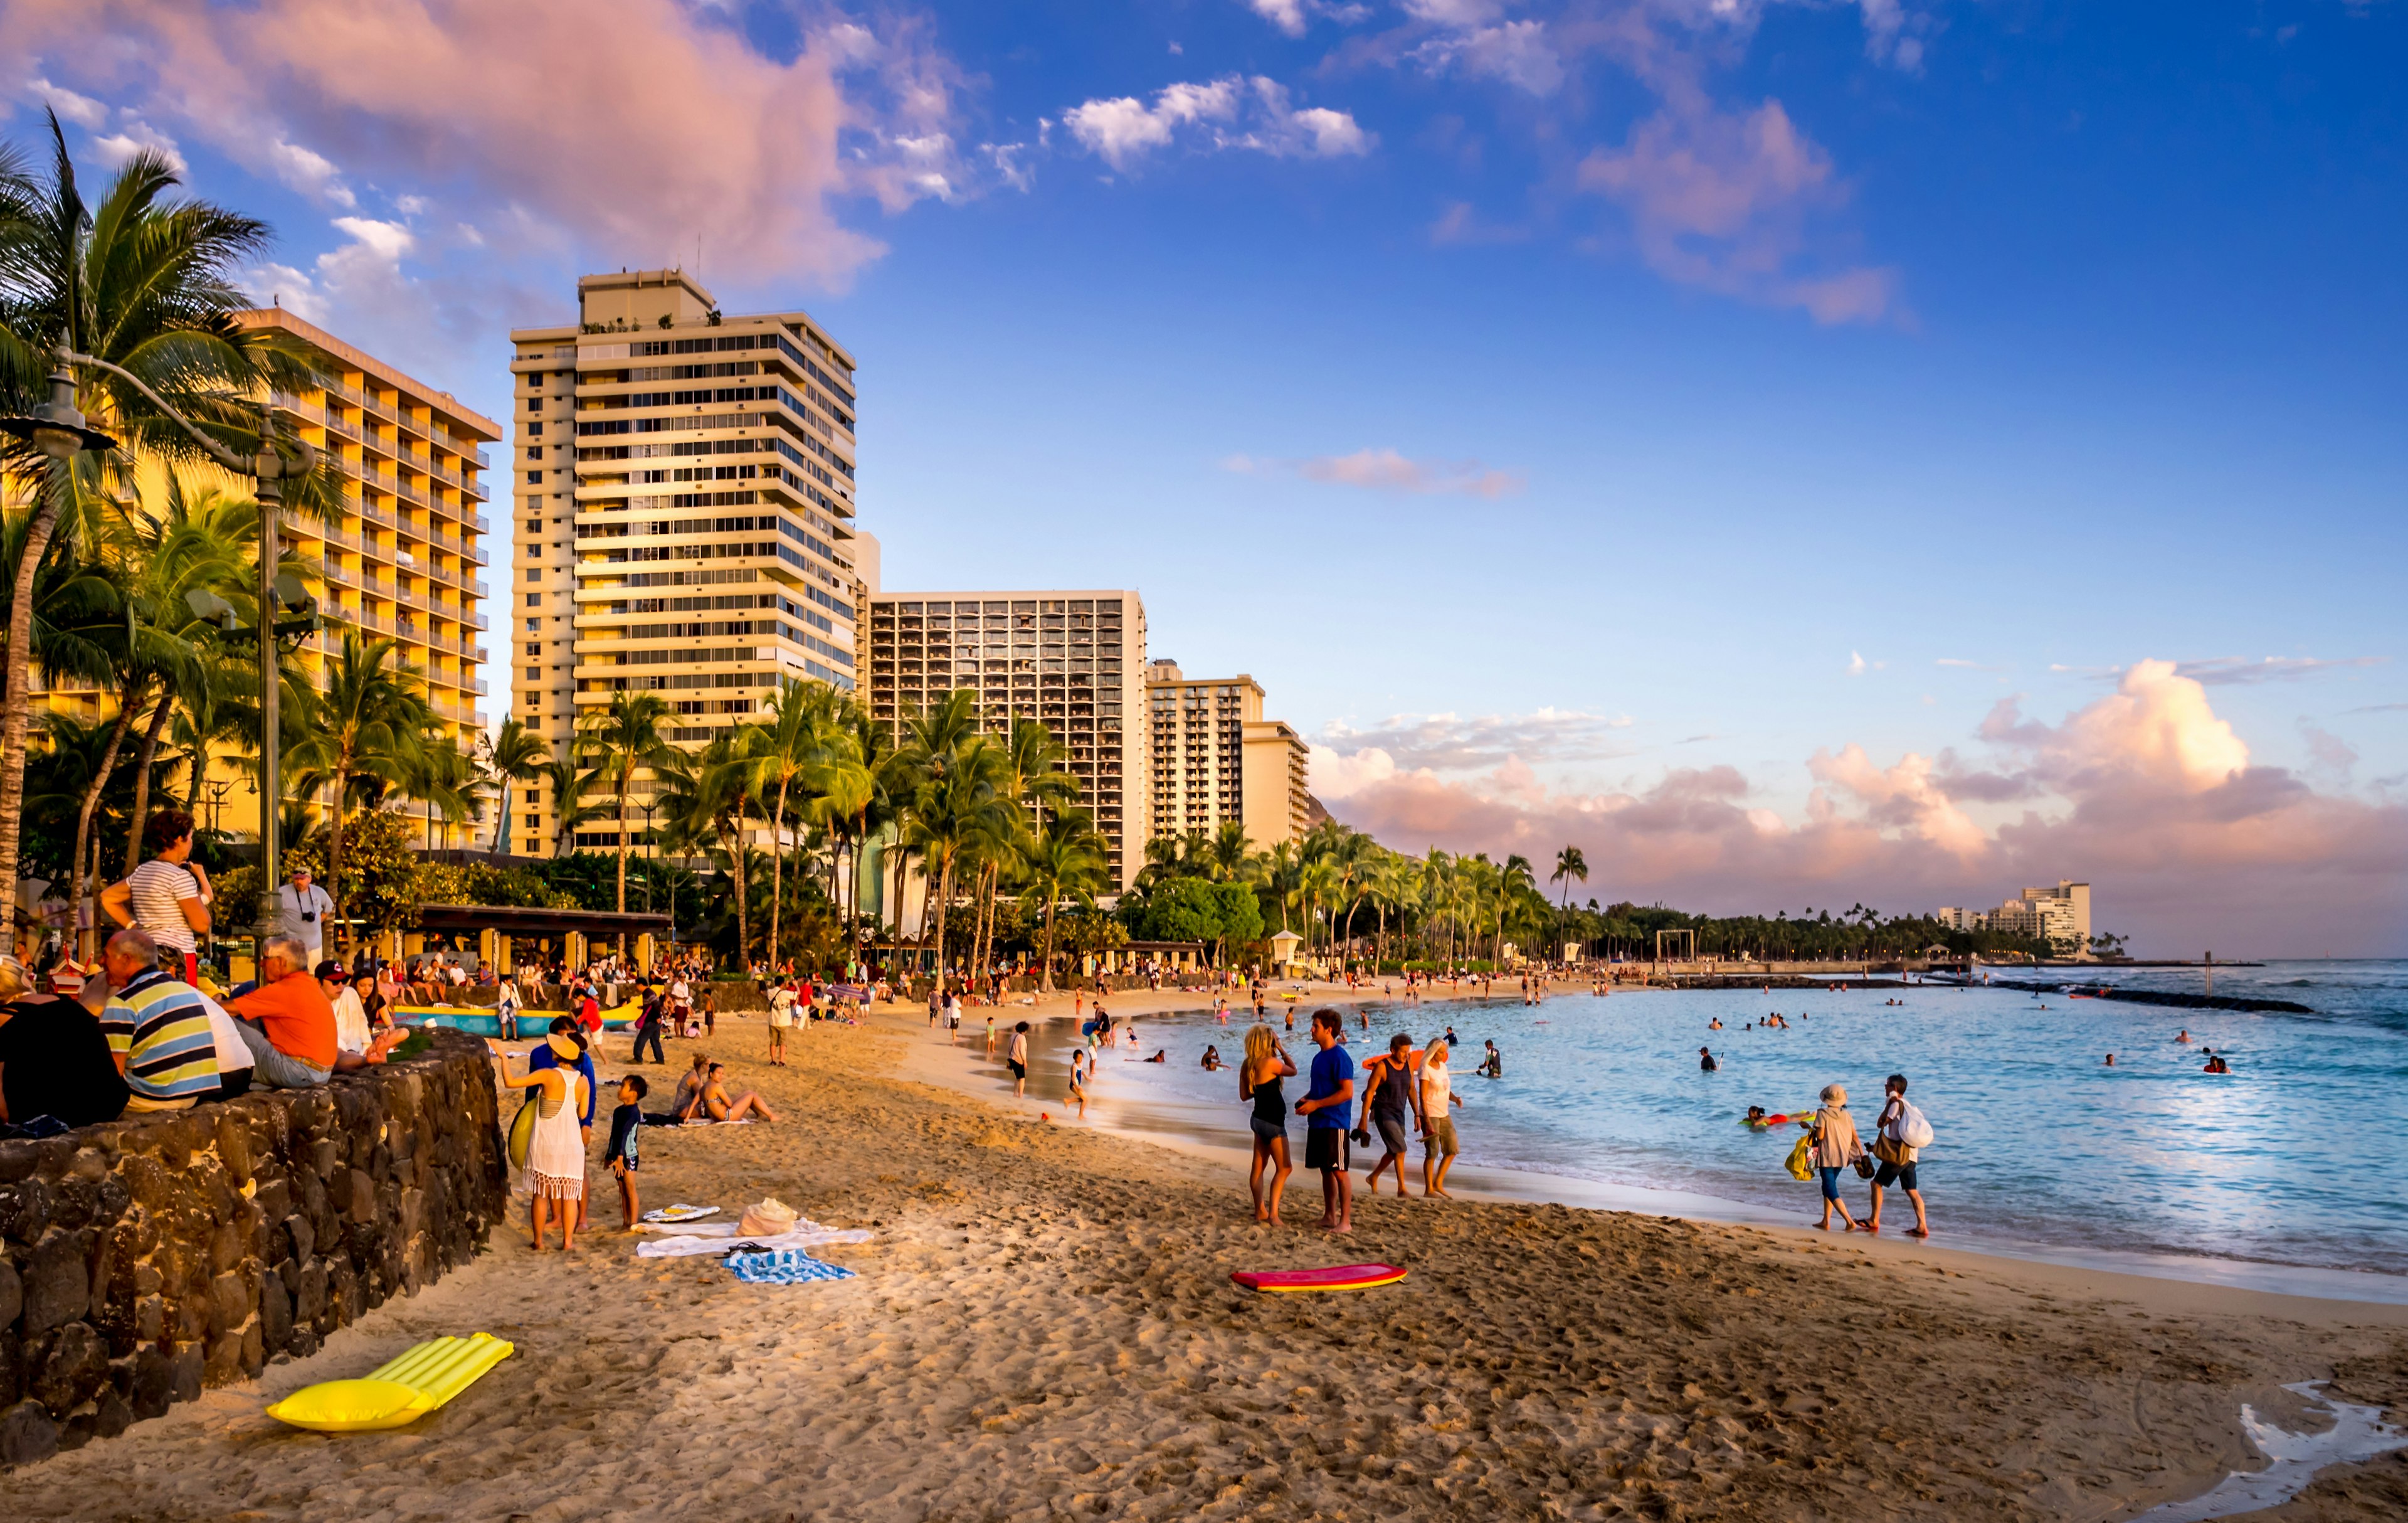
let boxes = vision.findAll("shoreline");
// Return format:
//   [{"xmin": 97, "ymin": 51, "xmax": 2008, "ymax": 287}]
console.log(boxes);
[
  {"xmin": 887, "ymin": 987, "xmax": 2408, "ymax": 1319},
  {"xmin": 3, "ymin": 990, "xmax": 2403, "ymax": 1520}
]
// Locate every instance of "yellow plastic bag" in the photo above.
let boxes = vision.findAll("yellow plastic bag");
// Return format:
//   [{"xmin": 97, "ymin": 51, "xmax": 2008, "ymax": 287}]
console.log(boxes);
[
  {"xmin": 263, "ymin": 1377, "xmax": 428, "ymax": 1432},
  {"xmin": 1783, "ymin": 1134, "xmax": 1815, "ymax": 1182}
]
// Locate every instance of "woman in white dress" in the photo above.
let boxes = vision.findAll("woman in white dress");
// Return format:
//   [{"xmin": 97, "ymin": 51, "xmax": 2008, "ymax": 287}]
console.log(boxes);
[{"xmin": 490, "ymin": 1032, "xmax": 588, "ymax": 1250}]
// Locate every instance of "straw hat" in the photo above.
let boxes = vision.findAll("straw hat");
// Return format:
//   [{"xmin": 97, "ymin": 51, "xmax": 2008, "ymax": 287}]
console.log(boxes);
[{"xmin": 546, "ymin": 1032, "xmax": 583, "ymax": 1062}]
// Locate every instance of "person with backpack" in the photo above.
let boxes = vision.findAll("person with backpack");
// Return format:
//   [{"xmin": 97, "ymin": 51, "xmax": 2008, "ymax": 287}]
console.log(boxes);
[{"xmin": 1867, "ymin": 1072, "xmax": 1931, "ymax": 1238}]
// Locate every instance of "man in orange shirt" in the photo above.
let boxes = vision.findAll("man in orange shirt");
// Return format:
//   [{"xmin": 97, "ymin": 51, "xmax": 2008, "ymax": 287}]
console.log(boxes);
[{"xmin": 226, "ymin": 935, "xmax": 394, "ymax": 1086}]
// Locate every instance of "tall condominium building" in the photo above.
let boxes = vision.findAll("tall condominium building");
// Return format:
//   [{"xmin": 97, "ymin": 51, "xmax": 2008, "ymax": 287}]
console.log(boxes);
[
  {"xmin": 1143, "ymin": 662, "xmax": 1313, "ymax": 851},
  {"xmin": 865, "ymin": 592, "xmax": 1148, "ymax": 889},
  {"xmin": 507, "ymin": 270, "xmax": 862, "ymax": 857},
  {"xmin": 36, "ymin": 309, "xmax": 497, "ymax": 839}
]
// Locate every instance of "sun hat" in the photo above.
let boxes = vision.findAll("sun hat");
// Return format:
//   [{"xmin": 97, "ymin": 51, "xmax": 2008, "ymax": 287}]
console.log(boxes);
[{"xmin": 546, "ymin": 1032, "xmax": 583, "ymax": 1061}]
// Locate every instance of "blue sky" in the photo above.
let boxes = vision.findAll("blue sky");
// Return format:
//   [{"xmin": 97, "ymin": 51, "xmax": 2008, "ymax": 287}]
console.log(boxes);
[{"xmin": 11, "ymin": 0, "xmax": 2405, "ymax": 950}]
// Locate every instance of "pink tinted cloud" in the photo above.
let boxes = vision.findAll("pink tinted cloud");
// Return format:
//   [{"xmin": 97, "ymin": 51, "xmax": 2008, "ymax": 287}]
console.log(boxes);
[
  {"xmin": 4, "ymin": 0, "xmax": 965, "ymax": 284},
  {"xmin": 1312, "ymin": 662, "xmax": 2408, "ymax": 955},
  {"xmin": 1577, "ymin": 95, "xmax": 1898, "ymax": 324}
]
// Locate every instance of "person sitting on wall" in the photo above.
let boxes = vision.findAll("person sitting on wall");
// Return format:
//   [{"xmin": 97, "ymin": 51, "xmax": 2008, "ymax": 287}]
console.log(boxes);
[
  {"xmin": 0, "ymin": 952, "xmax": 129, "ymax": 1128},
  {"xmin": 96, "ymin": 929, "xmax": 219, "ymax": 1112},
  {"xmin": 224, "ymin": 935, "xmax": 396, "ymax": 1088}
]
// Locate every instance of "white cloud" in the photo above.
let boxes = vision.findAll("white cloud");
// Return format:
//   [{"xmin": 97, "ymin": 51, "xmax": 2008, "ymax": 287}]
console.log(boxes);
[
  {"xmin": 28, "ymin": 77, "xmax": 107, "ymax": 128},
  {"xmin": 1410, "ymin": 18, "xmax": 1565, "ymax": 97},
  {"xmin": 1318, "ymin": 709, "xmax": 1637, "ymax": 777},
  {"xmin": 1228, "ymin": 446, "xmax": 1519, "ymax": 497},
  {"xmin": 1247, "ymin": 0, "xmax": 1310, "ymax": 34},
  {"xmin": 90, "ymin": 117, "xmax": 184, "ymax": 174},
  {"xmin": 2171, "ymin": 655, "xmax": 2388, "ymax": 687},
  {"xmin": 329, "ymin": 215, "xmax": 414, "ymax": 263},
  {"xmin": 265, "ymin": 137, "xmax": 354, "ymax": 206},
  {"xmin": 1063, "ymin": 75, "xmax": 1370, "ymax": 171}
]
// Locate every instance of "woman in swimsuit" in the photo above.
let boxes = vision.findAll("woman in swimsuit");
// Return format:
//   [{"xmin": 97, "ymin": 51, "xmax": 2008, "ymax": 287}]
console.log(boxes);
[{"xmin": 1239, "ymin": 1024, "xmax": 1297, "ymax": 1224}]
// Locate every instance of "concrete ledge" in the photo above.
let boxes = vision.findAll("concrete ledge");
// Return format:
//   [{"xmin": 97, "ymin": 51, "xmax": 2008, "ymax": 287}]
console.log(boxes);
[{"xmin": 0, "ymin": 1027, "xmax": 508, "ymax": 1467}]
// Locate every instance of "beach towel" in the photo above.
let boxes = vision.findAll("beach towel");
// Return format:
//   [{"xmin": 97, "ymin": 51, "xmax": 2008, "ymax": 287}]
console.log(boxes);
[
  {"xmin": 726, "ymin": 1249, "xmax": 856, "ymax": 1284},
  {"xmin": 638, "ymin": 1227, "xmax": 875, "ymax": 1258}
]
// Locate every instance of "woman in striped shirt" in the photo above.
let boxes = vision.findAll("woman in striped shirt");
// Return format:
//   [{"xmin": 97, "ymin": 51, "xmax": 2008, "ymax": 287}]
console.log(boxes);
[{"xmin": 100, "ymin": 811, "xmax": 211, "ymax": 985}]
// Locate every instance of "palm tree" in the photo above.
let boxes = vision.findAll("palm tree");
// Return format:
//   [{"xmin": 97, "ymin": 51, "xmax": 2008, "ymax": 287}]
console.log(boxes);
[
  {"xmin": 905, "ymin": 736, "xmax": 1003, "ymax": 980},
  {"xmin": 483, "ymin": 716, "xmax": 549, "ymax": 854},
  {"xmin": 1209, "ymin": 820, "xmax": 1254, "ymax": 882},
  {"xmin": 111, "ymin": 477, "xmax": 252, "ymax": 871},
  {"xmin": 283, "ymin": 633, "xmax": 433, "ymax": 950},
  {"xmin": 0, "ymin": 112, "xmax": 302, "ymax": 897},
  {"xmin": 1020, "ymin": 813, "xmax": 1107, "ymax": 992},
  {"xmin": 1551, "ymin": 845, "xmax": 1588, "ymax": 918},
  {"xmin": 576, "ymin": 690, "xmax": 678, "ymax": 935},
  {"xmin": 540, "ymin": 752, "xmax": 606, "ymax": 856},
  {"xmin": 747, "ymin": 679, "xmax": 840, "ymax": 967}
]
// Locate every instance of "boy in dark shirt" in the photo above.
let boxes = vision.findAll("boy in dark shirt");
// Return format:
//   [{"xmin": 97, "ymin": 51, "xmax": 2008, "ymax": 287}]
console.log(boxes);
[{"xmin": 603, "ymin": 1075, "xmax": 647, "ymax": 1229}]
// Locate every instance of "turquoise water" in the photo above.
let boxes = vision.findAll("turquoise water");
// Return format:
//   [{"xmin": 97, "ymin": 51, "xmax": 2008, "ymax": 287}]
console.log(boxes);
[{"xmin": 1109, "ymin": 962, "xmax": 2408, "ymax": 1278}]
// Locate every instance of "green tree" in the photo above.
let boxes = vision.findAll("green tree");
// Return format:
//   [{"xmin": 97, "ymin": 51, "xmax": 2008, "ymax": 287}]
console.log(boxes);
[
  {"xmin": 0, "ymin": 112, "xmax": 311, "ymax": 897},
  {"xmin": 1018, "ymin": 814, "xmax": 1107, "ymax": 992},
  {"xmin": 284, "ymin": 633, "xmax": 434, "ymax": 950},
  {"xmin": 576, "ymin": 689, "xmax": 678, "ymax": 935},
  {"xmin": 482, "ymin": 716, "xmax": 549, "ymax": 854}
]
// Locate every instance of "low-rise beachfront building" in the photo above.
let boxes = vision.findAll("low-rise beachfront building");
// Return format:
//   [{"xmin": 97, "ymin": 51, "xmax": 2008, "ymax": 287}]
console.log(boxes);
[
  {"xmin": 1937, "ymin": 879, "xmax": 2092, "ymax": 954},
  {"xmin": 506, "ymin": 268, "xmax": 863, "ymax": 859},
  {"xmin": 1141, "ymin": 661, "xmax": 1313, "ymax": 851},
  {"xmin": 866, "ymin": 591, "xmax": 1148, "ymax": 891}
]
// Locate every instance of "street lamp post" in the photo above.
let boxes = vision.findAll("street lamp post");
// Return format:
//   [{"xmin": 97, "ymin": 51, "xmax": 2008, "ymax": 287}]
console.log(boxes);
[
  {"xmin": 641, "ymin": 801, "xmax": 657, "ymax": 915},
  {"xmin": 0, "ymin": 342, "xmax": 315, "ymax": 971}
]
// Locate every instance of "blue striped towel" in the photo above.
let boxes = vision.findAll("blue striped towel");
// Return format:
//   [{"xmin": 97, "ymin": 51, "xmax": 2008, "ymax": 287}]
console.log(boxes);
[{"xmin": 726, "ymin": 1249, "xmax": 857, "ymax": 1285}]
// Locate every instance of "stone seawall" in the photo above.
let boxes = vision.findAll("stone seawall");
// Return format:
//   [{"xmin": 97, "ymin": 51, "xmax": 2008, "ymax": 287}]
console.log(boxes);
[{"xmin": 0, "ymin": 1027, "xmax": 508, "ymax": 1467}]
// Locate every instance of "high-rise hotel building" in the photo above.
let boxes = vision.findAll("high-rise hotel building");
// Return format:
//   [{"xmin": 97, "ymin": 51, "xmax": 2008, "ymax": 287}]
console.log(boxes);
[
  {"xmin": 865, "ymin": 592, "xmax": 1148, "ymax": 890},
  {"xmin": 51, "ymin": 309, "xmax": 499, "ymax": 841},
  {"xmin": 1144, "ymin": 662, "xmax": 1313, "ymax": 851},
  {"xmin": 507, "ymin": 270, "xmax": 862, "ymax": 857}
]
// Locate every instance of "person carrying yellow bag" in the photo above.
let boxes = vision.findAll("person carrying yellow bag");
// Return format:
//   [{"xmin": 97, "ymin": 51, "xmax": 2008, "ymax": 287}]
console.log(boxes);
[{"xmin": 1783, "ymin": 1130, "xmax": 1814, "ymax": 1182}]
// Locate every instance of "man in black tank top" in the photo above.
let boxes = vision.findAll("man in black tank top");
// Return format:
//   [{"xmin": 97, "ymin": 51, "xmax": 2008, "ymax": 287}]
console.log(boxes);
[{"xmin": 1361, "ymin": 1032, "xmax": 1420, "ymax": 1197}]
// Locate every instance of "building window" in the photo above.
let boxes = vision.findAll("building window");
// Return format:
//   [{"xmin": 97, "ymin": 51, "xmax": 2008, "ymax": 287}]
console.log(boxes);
[{"xmin": 525, "ymin": 470, "xmax": 542, "ymax": 483}]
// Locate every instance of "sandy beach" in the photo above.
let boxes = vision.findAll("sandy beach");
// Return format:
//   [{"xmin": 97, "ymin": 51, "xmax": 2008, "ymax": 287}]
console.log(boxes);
[{"xmin": 4, "ymin": 986, "xmax": 2403, "ymax": 1522}]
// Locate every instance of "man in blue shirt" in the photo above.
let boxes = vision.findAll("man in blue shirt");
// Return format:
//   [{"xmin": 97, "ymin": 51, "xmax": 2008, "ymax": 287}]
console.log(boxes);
[{"xmin": 1295, "ymin": 1008, "xmax": 1356, "ymax": 1234}]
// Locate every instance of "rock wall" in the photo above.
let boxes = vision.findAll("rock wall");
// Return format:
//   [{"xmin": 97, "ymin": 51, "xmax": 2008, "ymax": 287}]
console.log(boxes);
[{"xmin": 0, "ymin": 1027, "xmax": 507, "ymax": 1467}]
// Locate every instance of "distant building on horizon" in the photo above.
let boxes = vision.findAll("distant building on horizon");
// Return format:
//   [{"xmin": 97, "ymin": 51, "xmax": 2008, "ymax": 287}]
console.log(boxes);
[
  {"xmin": 1939, "ymin": 879, "xmax": 2092, "ymax": 955},
  {"xmin": 1143, "ymin": 661, "xmax": 1312, "ymax": 853},
  {"xmin": 505, "ymin": 267, "xmax": 863, "ymax": 858},
  {"xmin": 865, "ymin": 590, "xmax": 1148, "ymax": 890}
]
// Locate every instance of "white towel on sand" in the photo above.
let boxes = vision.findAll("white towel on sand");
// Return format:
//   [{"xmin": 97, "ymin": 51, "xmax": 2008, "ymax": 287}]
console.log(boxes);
[{"xmin": 635, "ymin": 1224, "xmax": 874, "ymax": 1258}]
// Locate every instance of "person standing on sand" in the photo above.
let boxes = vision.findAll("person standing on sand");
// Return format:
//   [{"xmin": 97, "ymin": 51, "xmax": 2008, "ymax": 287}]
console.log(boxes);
[
  {"xmin": 1867, "ymin": 1073, "xmax": 1930, "ymax": 1238},
  {"xmin": 1296, "ymin": 1009, "xmax": 1356, "ymax": 1233},
  {"xmin": 1358, "ymin": 1032, "xmax": 1419, "ymax": 1197},
  {"xmin": 766, "ymin": 981, "xmax": 795, "ymax": 1066},
  {"xmin": 1008, "ymin": 1020, "xmax": 1031, "ymax": 1098},
  {"xmin": 1240, "ymin": 1024, "xmax": 1297, "ymax": 1223},
  {"xmin": 1809, "ymin": 1083, "xmax": 1866, "ymax": 1231},
  {"xmin": 1418, "ymin": 1038, "xmax": 1464, "ymax": 1196},
  {"xmin": 1068, "ymin": 1047, "xmax": 1089, "ymax": 1119}
]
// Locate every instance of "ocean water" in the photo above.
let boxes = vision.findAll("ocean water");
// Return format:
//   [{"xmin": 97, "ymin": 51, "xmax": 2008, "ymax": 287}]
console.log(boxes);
[{"xmin": 1087, "ymin": 961, "xmax": 2408, "ymax": 1280}]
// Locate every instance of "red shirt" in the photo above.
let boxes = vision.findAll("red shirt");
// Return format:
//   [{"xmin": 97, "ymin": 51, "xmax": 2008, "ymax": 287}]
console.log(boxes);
[{"xmin": 578, "ymin": 995, "xmax": 601, "ymax": 1032}]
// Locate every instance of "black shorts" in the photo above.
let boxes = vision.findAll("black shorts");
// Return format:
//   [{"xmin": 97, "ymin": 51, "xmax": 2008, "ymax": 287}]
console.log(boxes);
[
  {"xmin": 1305, "ymin": 1127, "xmax": 1349, "ymax": 1171},
  {"xmin": 1008, "ymin": 1059, "xmax": 1027, "ymax": 1080},
  {"xmin": 1874, "ymin": 1159, "xmax": 1919, "ymax": 1191}
]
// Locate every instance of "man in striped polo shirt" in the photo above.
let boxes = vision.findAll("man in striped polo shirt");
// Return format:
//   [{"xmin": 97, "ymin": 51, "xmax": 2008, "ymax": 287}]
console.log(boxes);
[{"xmin": 98, "ymin": 929, "xmax": 220, "ymax": 1112}]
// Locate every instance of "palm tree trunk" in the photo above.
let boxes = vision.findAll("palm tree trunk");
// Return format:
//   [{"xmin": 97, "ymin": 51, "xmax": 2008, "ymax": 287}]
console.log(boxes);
[
  {"xmin": 1040, "ymin": 896, "xmax": 1059, "ymax": 994},
  {"xmin": 931, "ymin": 853, "xmax": 955, "ymax": 988},
  {"xmin": 768, "ymin": 773, "xmax": 790, "ymax": 968},
  {"xmin": 325, "ymin": 764, "xmax": 350, "ymax": 955},
  {"xmin": 615, "ymin": 761, "xmax": 631, "ymax": 958},
  {"xmin": 120, "ymin": 691, "xmax": 176, "ymax": 878},
  {"xmin": 0, "ymin": 480, "xmax": 71, "ymax": 895},
  {"xmin": 71, "ymin": 685, "xmax": 144, "ymax": 962}
]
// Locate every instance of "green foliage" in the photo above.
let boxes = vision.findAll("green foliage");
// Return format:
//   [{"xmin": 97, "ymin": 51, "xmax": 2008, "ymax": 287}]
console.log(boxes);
[
  {"xmin": 1052, "ymin": 906, "xmax": 1127, "ymax": 957},
  {"xmin": 416, "ymin": 861, "xmax": 574, "ymax": 910},
  {"xmin": 284, "ymin": 809, "xmax": 422, "ymax": 938}
]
